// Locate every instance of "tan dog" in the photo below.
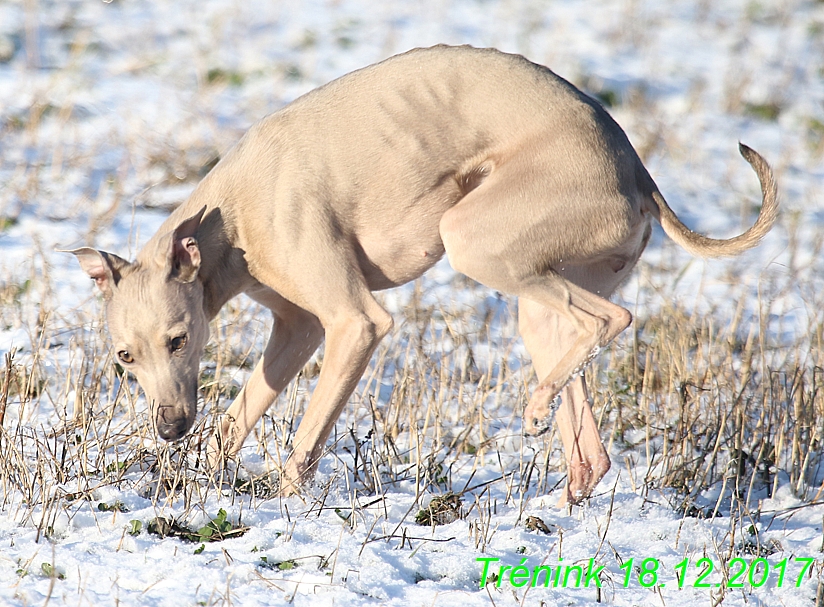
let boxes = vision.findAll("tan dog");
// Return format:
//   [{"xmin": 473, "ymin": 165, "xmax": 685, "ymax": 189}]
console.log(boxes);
[{"xmin": 70, "ymin": 45, "xmax": 778, "ymax": 505}]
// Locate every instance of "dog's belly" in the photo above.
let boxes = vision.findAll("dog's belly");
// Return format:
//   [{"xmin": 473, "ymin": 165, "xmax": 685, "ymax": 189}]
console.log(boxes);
[
  {"xmin": 353, "ymin": 174, "xmax": 466, "ymax": 290},
  {"xmin": 356, "ymin": 215, "xmax": 449, "ymax": 291}
]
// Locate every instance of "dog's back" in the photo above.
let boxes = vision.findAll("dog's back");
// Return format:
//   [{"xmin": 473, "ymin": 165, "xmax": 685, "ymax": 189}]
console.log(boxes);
[{"xmin": 206, "ymin": 45, "xmax": 646, "ymax": 291}]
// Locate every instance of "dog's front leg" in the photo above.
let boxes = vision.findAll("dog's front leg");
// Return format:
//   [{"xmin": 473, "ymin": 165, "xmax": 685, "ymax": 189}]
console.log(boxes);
[
  {"xmin": 280, "ymin": 302, "xmax": 393, "ymax": 495},
  {"xmin": 207, "ymin": 304, "xmax": 324, "ymax": 469}
]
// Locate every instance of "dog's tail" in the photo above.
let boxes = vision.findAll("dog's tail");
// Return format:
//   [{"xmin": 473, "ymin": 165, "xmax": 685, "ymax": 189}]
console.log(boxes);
[{"xmin": 649, "ymin": 143, "xmax": 778, "ymax": 258}]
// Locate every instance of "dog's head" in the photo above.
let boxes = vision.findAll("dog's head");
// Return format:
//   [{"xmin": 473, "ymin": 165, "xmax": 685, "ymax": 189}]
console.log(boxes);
[{"xmin": 69, "ymin": 208, "xmax": 209, "ymax": 441}]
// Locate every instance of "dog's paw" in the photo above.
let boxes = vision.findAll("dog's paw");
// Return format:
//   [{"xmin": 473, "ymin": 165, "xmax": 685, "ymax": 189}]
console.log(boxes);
[
  {"xmin": 278, "ymin": 455, "xmax": 320, "ymax": 497},
  {"xmin": 557, "ymin": 452, "xmax": 611, "ymax": 508},
  {"xmin": 524, "ymin": 415, "xmax": 553, "ymax": 436},
  {"xmin": 203, "ymin": 437, "xmax": 228, "ymax": 471},
  {"xmin": 203, "ymin": 418, "xmax": 241, "ymax": 472},
  {"xmin": 523, "ymin": 392, "xmax": 561, "ymax": 436}
]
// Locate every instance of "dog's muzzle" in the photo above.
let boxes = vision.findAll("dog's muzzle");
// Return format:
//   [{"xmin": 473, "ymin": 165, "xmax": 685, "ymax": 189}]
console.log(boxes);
[{"xmin": 157, "ymin": 418, "xmax": 190, "ymax": 441}]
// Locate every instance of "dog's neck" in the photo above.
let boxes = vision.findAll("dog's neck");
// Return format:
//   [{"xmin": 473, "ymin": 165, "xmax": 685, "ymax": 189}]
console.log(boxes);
[{"xmin": 198, "ymin": 232, "xmax": 252, "ymax": 319}]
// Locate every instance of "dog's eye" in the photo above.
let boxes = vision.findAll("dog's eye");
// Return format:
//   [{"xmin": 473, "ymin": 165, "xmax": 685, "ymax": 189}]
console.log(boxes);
[
  {"xmin": 170, "ymin": 335, "xmax": 187, "ymax": 353},
  {"xmin": 118, "ymin": 350, "xmax": 134, "ymax": 364}
]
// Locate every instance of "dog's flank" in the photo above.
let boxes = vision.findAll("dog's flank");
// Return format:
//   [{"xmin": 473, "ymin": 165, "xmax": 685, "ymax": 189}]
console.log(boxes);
[{"xmin": 69, "ymin": 45, "xmax": 778, "ymax": 505}]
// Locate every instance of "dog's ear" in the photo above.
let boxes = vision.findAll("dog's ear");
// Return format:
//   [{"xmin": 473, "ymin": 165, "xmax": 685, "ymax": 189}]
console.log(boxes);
[
  {"xmin": 165, "ymin": 206, "xmax": 206, "ymax": 283},
  {"xmin": 66, "ymin": 248, "xmax": 132, "ymax": 299}
]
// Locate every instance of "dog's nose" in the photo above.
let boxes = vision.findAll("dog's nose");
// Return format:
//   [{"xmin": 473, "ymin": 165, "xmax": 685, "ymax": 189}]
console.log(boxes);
[{"xmin": 157, "ymin": 416, "xmax": 190, "ymax": 441}]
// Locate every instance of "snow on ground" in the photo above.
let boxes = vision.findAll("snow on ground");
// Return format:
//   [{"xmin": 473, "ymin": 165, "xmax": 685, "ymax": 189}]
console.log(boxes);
[{"xmin": 1, "ymin": 0, "xmax": 824, "ymax": 605}]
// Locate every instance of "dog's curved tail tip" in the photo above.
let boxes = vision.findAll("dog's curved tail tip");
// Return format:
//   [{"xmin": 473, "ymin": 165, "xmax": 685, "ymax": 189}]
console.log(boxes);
[{"xmin": 653, "ymin": 142, "xmax": 779, "ymax": 259}]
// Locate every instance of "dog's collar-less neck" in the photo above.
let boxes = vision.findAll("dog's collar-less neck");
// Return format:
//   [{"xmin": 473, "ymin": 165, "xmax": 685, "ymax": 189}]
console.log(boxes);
[{"xmin": 199, "ymin": 241, "xmax": 252, "ymax": 319}]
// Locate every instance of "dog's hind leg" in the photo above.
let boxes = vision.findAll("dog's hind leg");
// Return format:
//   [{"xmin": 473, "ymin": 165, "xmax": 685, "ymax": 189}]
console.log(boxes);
[
  {"xmin": 518, "ymin": 299, "xmax": 610, "ymax": 506},
  {"xmin": 439, "ymin": 154, "xmax": 636, "ymax": 504}
]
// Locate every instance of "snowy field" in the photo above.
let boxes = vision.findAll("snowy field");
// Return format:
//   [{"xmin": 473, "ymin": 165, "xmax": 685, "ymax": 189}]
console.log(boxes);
[{"xmin": 1, "ymin": 0, "xmax": 824, "ymax": 605}]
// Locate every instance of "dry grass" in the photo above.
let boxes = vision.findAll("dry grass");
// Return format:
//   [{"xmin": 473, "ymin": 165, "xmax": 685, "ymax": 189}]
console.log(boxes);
[
  {"xmin": 0, "ymin": 242, "xmax": 822, "ymax": 549},
  {"xmin": 0, "ymin": 7, "xmax": 823, "ymax": 603}
]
